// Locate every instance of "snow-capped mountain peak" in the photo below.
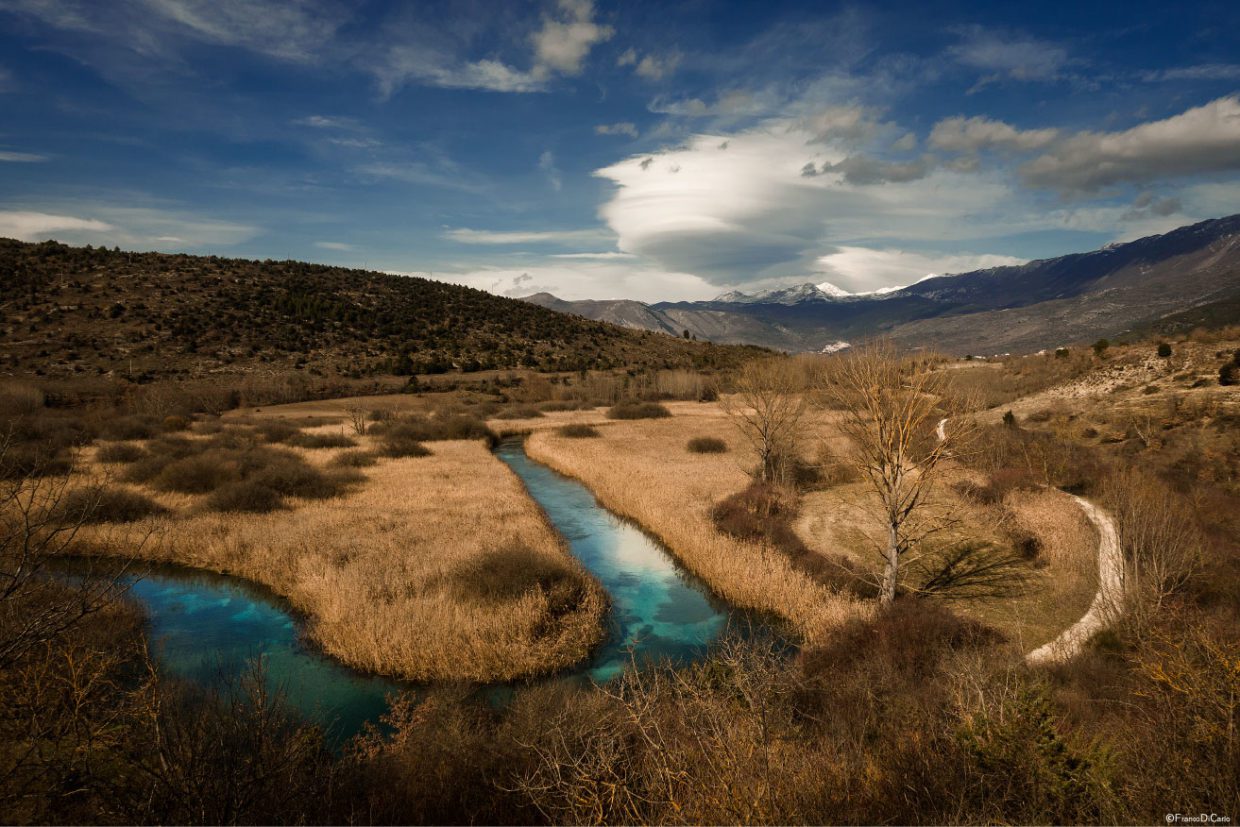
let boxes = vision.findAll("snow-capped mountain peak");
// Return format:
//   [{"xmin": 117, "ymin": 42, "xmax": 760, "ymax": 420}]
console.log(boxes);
[{"xmin": 713, "ymin": 282, "xmax": 850, "ymax": 305}]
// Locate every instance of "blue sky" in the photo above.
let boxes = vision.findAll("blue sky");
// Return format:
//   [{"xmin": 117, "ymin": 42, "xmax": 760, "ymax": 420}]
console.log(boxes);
[{"xmin": 1, "ymin": 0, "xmax": 1238, "ymax": 300}]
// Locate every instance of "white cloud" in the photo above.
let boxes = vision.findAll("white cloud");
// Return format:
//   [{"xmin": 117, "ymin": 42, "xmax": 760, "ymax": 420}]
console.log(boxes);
[
  {"xmin": 139, "ymin": 0, "xmax": 348, "ymax": 63},
  {"xmin": 368, "ymin": 0, "xmax": 609, "ymax": 96},
  {"xmin": 892, "ymin": 132, "xmax": 917, "ymax": 152},
  {"xmin": 293, "ymin": 114, "xmax": 360, "ymax": 130},
  {"xmin": 539, "ymin": 150, "xmax": 562, "ymax": 191},
  {"xmin": 1021, "ymin": 95, "xmax": 1240, "ymax": 193},
  {"xmin": 532, "ymin": 0, "xmax": 612, "ymax": 74},
  {"xmin": 0, "ymin": 211, "xmax": 114, "ymax": 240},
  {"xmin": 617, "ymin": 49, "xmax": 680, "ymax": 81},
  {"xmin": 813, "ymin": 155, "xmax": 930, "ymax": 185},
  {"xmin": 814, "ymin": 247, "xmax": 1025, "ymax": 293},
  {"xmin": 447, "ymin": 259, "xmax": 713, "ymax": 303},
  {"xmin": 1, "ymin": 0, "xmax": 348, "ymax": 64},
  {"xmin": 354, "ymin": 161, "xmax": 485, "ymax": 193},
  {"xmin": 550, "ymin": 251, "xmax": 636, "ymax": 260},
  {"xmin": 802, "ymin": 105, "xmax": 886, "ymax": 143},
  {"xmin": 589, "ymin": 93, "xmax": 1237, "ymax": 294},
  {"xmin": 595, "ymin": 128, "xmax": 833, "ymax": 283},
  {"xmin": 443, "ymin": 227, "xmax": 612, "ymax": 245},
  {"xmin": 369, "ymin": 50, "xmax": 547, "ymax": 96},
  {"xmin": 0, "ymin": 67, "xmax": 14, "ymax": 93},
  {"xmin": 0, "ymin": 150, "xmax": 48, "ymax": 162},
  {"xmin": 314, "ymin": 240, "xmax": 353, "ymax": 251},
  {"xmin": 595, "ymin": 122, "xmax": 638, "ymax": 138},
  {"xmin": 929, "ymin": 116, "xmax": 1059, "ymax": 153},
  {"xmin": 0, "ymin": 205, "xmax": 257, "ymax": 247},
  {"xmin": 1143, "ymin": 64, "xmax": 1240, "ymax": 82},
  {"xmin": 948, "ymin": 26, "xmax": 1070, "ymax": 88}
]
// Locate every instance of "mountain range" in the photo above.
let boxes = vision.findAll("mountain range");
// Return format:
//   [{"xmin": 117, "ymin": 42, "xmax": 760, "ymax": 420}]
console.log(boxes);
[{"xmin": 523, "ymin": 214, "xmax": 1240, "ymax": 354}]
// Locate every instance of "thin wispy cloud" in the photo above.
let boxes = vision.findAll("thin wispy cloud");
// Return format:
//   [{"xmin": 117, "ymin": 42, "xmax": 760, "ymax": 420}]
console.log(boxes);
[
  {"xmin": 0, "ymin": 210, "xmax": 114, "ymax": 239},
  {"xmin": 1142, "ymin": 63, "xmax": 1240, "ymax": 82},
  {"xmin": 443, "ymin": 227, "xmax": 611, "ymax": 246},
  {"xmin": 0, "ymin": 150, "xmax": 48, "ymax": 162},
  {"xmin": 596, "ymin": 122, "xmax": 639, "ymax": 137}
]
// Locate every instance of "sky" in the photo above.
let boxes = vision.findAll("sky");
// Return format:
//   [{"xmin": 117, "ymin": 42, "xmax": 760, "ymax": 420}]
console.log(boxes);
[{"xmin": 1, "ymin": 0, "xmax": 1238, "ymax": 301}]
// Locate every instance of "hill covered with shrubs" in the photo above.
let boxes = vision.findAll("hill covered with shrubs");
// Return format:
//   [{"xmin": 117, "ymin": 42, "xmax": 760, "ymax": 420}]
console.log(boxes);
[{"xmin": 0, "ymin": 239, "xmax": 761, "ymax": 380}]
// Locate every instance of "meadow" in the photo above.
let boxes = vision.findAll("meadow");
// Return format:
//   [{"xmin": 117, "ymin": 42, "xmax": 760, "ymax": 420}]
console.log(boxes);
[{"xmin": 3, "ymin": 335, "xmax": 1238, "ymax": 824}]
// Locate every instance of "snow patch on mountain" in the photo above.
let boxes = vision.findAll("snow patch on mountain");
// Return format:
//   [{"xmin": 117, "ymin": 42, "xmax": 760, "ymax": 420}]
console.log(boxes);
[{"xmin": 714, "ymin": 282, "xmax": 850, "ymax": 304}]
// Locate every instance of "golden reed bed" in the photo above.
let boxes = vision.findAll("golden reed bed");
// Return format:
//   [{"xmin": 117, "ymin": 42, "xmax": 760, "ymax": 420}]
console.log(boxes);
[
  {"xmin": 77, "ymin": 435, "xmax": 606, "ymax": 683},
  {"xmin": 526, "ymin": 410, "xmax": 869, "ymax": 643}
]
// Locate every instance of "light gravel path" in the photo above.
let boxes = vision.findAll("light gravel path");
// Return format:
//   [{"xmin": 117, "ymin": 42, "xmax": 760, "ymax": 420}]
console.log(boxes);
[
  {"xmin": 1025, "ymin": 493, "xmax": 1124, "ymax": 665},
  {"xmin": 935, "ymin": 417, "xmax": 1124, "ymax": 664}
]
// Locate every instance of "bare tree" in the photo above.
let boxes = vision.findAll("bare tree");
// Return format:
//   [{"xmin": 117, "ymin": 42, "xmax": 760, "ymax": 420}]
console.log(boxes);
[
  {"xmin": 822, "ymin": 341, "xmax": 969, "ymax": 606},
  {"xmin": 345, "ymin": 402, "xmax": 369, "ymax": 436},
  {"xmin": 1104, "ymin": 467, "xmax": 1202, "ymax": 638},
  {"xmin": 721, "ymin": 358, "xmax": 808, "ymax": 486},
  {"xmin": 0, "ymin": 440, "xmax": 146, "ymax": 815},
  {"xmin": 1, "ymin": 465, "xmax": 126, "ymax": 669}
]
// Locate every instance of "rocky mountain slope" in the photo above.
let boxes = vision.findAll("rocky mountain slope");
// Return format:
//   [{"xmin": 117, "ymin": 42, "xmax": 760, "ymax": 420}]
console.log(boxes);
[{"xmin": 525, "ymin": 215, "xmax": 1240, "ymax": 354}]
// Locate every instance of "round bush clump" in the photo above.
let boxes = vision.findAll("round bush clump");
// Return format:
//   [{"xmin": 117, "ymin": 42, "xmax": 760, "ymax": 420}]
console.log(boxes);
[
  {"xmin": 97, "ymin": 442, "xmax": 145, "ymax": 464},
  {"xmin": 288, "ymin": 432, "xmax": 356, "ymax": 449},
  {"xmin": 255, "ymin": 421, "xmax": 301, "ymax": 443},
  {"xmin": 380, "ymin": 434, "xmax": 433, "ymax": 458},
  {"xmin": 59, "ymin": 488, "xmax": 169, "ymax": 524},
  {"xmin": 205, "ymin": 481, "xmax": 284, "ymax": 513},
  {"xmin": 605, "ymin": 401, "xmax": 672, "ymax": 420},
  {"xmin": 687, "ymin": 436, "xmax": 727, "ymax": 453},
  {"xmin": 151, "ymin": 454, "xmax": 239, "ymax": 494},
  {"xmin": 162, "ymin": 415, "xmax": 191, "ymax": 432},
  {"xmin": 557, "ymin": 423, "xmax": 600, "ymax": 438},
  {"xmin": 330, "ymin": 450, "xmax": 378, "ymax": 468}
]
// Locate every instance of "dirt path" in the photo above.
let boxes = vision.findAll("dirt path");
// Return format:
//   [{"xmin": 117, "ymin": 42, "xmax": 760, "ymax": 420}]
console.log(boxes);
[
  {"xmin": 936, "ymin": 417, "xmax": 1124, "ymax": 663},
  {"xmin": 1025, "ymin": 493, "xmax": 1124, "ymax": 665}
]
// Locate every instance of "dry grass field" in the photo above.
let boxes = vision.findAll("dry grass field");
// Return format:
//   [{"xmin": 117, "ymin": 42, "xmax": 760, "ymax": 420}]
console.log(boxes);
[
  {"xmin": 796, "ymin": 473, "xmax": 1099, "ymax": 648},
  {"xmin": 526, "ymin": 407, "xmax": 870, "ymax": 642},
  {"xmin": 516, "ymin": 396, "xmax": 1103, "ymax": 651},
  {"xmin": 73, "ymin": 425, "xmax": 607, "ymax": 683}
]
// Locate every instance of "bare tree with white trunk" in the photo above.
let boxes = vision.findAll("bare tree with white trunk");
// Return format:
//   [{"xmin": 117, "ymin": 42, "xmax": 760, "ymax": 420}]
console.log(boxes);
[
  {"xmin": 822, "ymin": 342, "xmax": 969, "ymax": 606},
  {"xmin": 721, "ymin": 358, "xmax": 808, "ymax": 486}
]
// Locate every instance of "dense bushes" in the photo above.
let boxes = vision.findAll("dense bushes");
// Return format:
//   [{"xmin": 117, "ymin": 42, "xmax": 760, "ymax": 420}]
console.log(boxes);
[
  {"xmin": 443, "ymin": 544, "xmax": 580, "ymax": 607},
  {"xmin": 1221, "ymin": 350, "xmax": 1240, "ymax": 385},
  {"xmin": 205, "ymin": 480, "xmax": 286, "ymax": 513},
  {"xmin": 967, "ymin": 422, "xmax": 1105, "ymax": 495},
  {"xmin": 492, "ymin": 405, "xmax": 544, "ymax": 420},
  {"xmin": 96, "ymin": 442, "xmax": 145, "ymax": 463},
  {"xmin": 330, "ymin": 450, "xmax": 378, "ymax": 468},
  {"xmin": 379, "ymin": 431, "xmax": 433, "ymax": 458},
  {"xmin": 98, "ymin": 415, "xmax": 159, "ymax": 442},
  {"xmin": 254, "ymin": 420, "xmax": 301, "ymax": 443},
  {"xmin": 712, "ymin": 482, "xmax": 872, "ymax": 596},
  {"xmin": 57, "ymin": 487, "xmax": 168, "ymax": 523},
  {"xmin": 111, "ymin": 429, "xmax": 363, "ymax": 509},
  {"xmin": 370, "ymin": 414, "xmax": 496, "ymax": 444},
  {"xmin": 686, "ymin": 436, "xmax": 727, "ymax": 453},
  {"xmin": 556, "ymin": 423, "xmax": 600, "ymax": 438},
  {"xmin": 151, "ymin": 454, "xmax": 239, "ymax": 494},
  {"xmin": 606, "ymin": 401, "xmax": 671, "ymax": 420},
  {"xmin": 287, "ymin": 432, "xmax": 356, "ymax": 449}
]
